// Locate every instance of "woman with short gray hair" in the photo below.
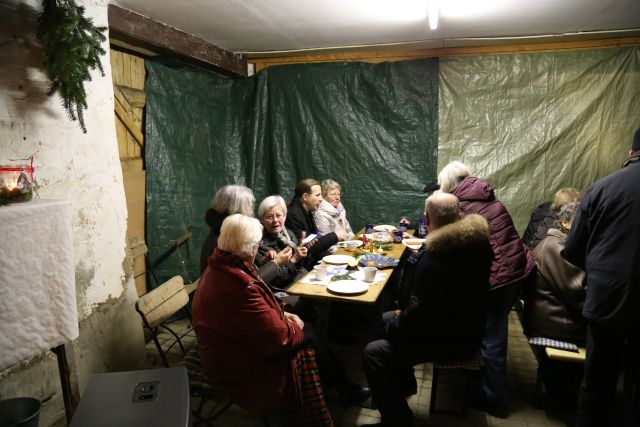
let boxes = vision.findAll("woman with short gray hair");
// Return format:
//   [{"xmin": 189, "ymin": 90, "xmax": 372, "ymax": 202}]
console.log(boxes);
[
  {"xmin": 200, "ymin": 185, "xmax": 256, "ymax": 272},
  {"xmin": 217, "ymin": 213, "xmax": 263, "ymax": 258},
  {"xmin": 437, "ymin": 161, "xmax": 471, "ymax": 194},
  {"xmin": 257, "ymin": 195, "xmax": 308, "ymax": 292}
]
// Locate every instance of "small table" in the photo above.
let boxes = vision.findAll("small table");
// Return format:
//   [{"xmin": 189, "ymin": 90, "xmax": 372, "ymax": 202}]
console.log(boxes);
[{"xmin": 287, "ymin": 230, "xmax": 413, "ymax": 304}]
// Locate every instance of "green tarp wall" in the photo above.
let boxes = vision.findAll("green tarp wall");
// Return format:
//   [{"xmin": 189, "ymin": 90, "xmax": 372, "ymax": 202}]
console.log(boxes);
[
  {"xmin": 145, "ymin": 59, "xmax": 439, "ymax": 285},
  {"xmin": 439, "ymin": 45, "xmax": 640, "ymax": 232},
  {"xmin": 145, "ymin": 45, "xmax": 640, "ymax": 285}
]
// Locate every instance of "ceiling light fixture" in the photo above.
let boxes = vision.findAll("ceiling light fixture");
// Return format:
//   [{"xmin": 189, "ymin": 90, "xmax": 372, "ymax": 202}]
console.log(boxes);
[{"xmin": 427, "ymin": 0, "xmax": 439, "ymax": 30}]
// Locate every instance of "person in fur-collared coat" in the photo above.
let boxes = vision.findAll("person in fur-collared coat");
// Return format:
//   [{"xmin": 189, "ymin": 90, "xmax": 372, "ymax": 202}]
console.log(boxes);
[{"xmin": 363, "ymin": 193, "xmax": 493, "ymax": 427}]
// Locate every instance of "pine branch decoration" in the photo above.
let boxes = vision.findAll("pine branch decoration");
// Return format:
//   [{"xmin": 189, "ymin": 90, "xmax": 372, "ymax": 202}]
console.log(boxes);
[{"xmin": 37, "ymin": 0, "xmax": 107, "ymax": 133}]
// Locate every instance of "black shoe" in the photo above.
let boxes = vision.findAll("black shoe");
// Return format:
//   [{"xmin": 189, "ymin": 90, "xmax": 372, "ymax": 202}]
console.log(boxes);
[
  {"xmin": 468, "ymin": 394, "xmax": 509, "ymax": 419},
  {"xmin": 339, "ymin": 382, "xmax": 371, "ymax": 407}
]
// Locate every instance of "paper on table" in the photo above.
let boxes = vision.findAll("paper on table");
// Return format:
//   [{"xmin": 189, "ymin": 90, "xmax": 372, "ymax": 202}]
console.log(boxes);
[
  {"xmin": 301, "ymin": 265, "xmax": 349, "ymax": 285},
  {"xmin": 301, "ymin": 268, "xmax": 386, "ymax": 286}
]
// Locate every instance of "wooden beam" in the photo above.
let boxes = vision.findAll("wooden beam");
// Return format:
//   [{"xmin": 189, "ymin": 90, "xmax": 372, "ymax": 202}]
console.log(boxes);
[
  {"xmin": 108, "ymin": 4, "xmax": 246, "ymax": 77},
  {"xmin": 117, "ymin": 85, "xmax": 146, "ymax": 108},
  {"xmin": 251, "ymin": 36, "xmax": 640, "ymax": 72},
  {"xmin": 114, "ymin": 94, "xmax": 144, "ymax": 147}
]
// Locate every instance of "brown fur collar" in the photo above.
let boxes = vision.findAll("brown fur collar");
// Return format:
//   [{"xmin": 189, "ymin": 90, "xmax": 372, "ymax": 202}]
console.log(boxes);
[{"xmin": 425, "ymin": 214, "xmax": 489, "ymax": 253}]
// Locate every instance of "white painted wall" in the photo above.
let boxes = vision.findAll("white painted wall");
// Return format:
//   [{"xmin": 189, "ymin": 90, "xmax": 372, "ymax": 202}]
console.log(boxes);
[
  {"xmin": 0, "ymin": 2, "xmax": 145, "ymax": 424},
  {"xmin": 0, "ymin": 0, "xmax": 127, "ymax": 319}
]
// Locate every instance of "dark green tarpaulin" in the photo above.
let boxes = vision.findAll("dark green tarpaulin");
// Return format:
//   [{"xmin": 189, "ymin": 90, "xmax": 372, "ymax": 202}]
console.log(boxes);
[
  {"xmin": 439, "ymin": 45, "xmax": 640, "ymax": 232},
  {"xmin": 145, "ymin": 59, "xmax": 439, "ymax": 285}
]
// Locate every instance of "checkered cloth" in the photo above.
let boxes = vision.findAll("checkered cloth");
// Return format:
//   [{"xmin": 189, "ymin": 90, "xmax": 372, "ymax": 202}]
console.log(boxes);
[
  {"xmin": 288, "ymin": 346, "xmax": 335, "ymax": 426},
  {"xmin": 528, "ymin": 336, "xmax": 579, "ymax": 352}
]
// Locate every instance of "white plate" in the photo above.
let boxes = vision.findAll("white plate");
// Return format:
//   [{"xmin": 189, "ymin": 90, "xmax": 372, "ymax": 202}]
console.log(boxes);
[
  {"xmin": 327, "ymin": 280, "xmax": 369, "ymax": 295},
  {"xmin": 322, "ymin": 254, "xmax": 356, "ymax": 265},
  {"xmin": 402, "ymin": 238, "xmax": 425, "ymax": 250},
  {"xmin": 373, "ymin": 224, "xmax": 397, "ymax": 232},
  {"xmin": 337, "ymin": 240, "xmax": 363, "ymax": 249}
]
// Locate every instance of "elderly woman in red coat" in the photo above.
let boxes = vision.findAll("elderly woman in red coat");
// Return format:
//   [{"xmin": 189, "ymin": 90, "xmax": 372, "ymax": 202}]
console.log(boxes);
[
  {"xmin": 439, "ymin": 160, "xmax": 535, "ymax": 418},
  {"xmin": 192, "ymin": 214, "xmax": 333, "ymax": 425}
]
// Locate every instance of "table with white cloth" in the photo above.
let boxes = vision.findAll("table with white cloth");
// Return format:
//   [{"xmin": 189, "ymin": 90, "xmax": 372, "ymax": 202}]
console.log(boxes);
[{"xmin": 0, "ymin": 199, "xmax": 79, "ymax": 421}]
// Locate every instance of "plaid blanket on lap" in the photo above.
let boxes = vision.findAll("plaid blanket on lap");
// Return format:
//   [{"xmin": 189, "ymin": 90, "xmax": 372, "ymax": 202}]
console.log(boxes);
[
  {"xmin": 288, "ymin": 346, "xmax": 334, "ymax": 427},
  {"xmin": 528, "ymin": 336, "xmax": 579, "ymax": 352}
]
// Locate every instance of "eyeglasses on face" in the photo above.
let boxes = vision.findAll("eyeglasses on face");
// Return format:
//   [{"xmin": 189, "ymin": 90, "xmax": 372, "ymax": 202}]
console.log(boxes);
[{"xmin": 264, "ymin": 213, "xmax": 285, "ymax": 221}]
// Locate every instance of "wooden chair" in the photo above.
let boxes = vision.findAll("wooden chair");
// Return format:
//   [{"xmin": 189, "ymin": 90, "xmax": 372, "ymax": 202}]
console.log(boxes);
[
  {"xmin": 135, "ymin": 275, "xmax": 191, "ymax": 367},
  {"xmin": 430, "ymin": 350, "xmax": 484, "ymax": 416},
  {"xmin": 533, "ymin": 346, "xmax": 586, "ymax": 407}
]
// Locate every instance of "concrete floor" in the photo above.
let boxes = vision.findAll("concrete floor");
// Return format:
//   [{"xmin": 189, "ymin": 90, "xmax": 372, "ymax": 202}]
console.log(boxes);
[{"xmin": 147, "ymin": 310, "xmax": 578, "ymax": 427}]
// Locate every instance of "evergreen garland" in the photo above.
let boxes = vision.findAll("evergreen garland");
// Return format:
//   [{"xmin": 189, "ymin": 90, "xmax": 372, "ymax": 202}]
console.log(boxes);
[{"xmin": 37, "ymin": 0, "xmax": 107, "ymax": 133}]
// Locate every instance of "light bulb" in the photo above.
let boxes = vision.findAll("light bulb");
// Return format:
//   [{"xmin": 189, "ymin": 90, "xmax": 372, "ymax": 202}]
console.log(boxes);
[{"xmin": 428, "ymin": 0, "xmax": 439, "ymax": 30}]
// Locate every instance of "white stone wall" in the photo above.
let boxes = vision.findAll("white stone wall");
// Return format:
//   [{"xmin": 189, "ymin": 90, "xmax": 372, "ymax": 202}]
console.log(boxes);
[
  {"xmin": 0, "ymin": 1, "xmax": 144, "ymax": 424},
  {"xmin": 0, "ymin": 0, "xmax": 127, "ymax": 318}
]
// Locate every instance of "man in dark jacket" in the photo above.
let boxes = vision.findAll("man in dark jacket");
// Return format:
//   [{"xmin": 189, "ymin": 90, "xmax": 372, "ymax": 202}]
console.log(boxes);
[
  {"xmin": 565, "ymin": 128, "xmax": 640, "ymax": 427},
  {"xmin": 285, "ymin": 178, "xmax": 347, "ymax": 267},
  {"xmin": 362, "ymin": 193, "xmax": 493, "ymax": 427}
]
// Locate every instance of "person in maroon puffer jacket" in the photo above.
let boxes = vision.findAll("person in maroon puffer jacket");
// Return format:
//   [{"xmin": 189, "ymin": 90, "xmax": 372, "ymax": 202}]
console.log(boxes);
[{"xmin": 438, "ymin": 160, "xmax": 535, "ymax": 418}]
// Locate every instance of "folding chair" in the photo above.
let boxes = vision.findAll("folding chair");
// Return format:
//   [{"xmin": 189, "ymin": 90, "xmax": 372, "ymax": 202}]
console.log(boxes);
[{"xmin": 135, "ymin": 275, "xmax": 191, "ymax": 367}]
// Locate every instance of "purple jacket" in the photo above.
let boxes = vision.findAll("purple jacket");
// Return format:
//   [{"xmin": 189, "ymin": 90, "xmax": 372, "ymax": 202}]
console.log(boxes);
[{"xmin": 453, "ymin": 177, "xmax": 535, "ymax": 290}]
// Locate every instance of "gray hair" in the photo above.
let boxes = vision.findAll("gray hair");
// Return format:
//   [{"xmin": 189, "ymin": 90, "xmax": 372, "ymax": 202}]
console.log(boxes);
[
  {"xmin": 217, "ymin": 214, "xmax": 263, "ymax": 258},
  {"xmin": 438, "ymin": 161, "xmax": 471, "ymax": 194},
  {"xmin": 425, "ymin": 193, "xmax": 460, "ymax": 229},
  {"xmin": 554, "ymin": 202, "xmax": 579, "ymax": 233},
  {"xmin": 211, "ymin": 185, "xmax": 255, "ymax": 217},
  {"xmin": 257, "ymin": 195, "xmax": 287, "ymax": 219},
  {"xmin": 320, "ymin": 179, "xmax": 341, "ymax": 197}
]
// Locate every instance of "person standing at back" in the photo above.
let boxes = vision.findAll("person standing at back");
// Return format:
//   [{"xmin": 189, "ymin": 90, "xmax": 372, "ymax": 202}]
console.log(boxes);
[
  {"xmin": 565, "ymin": 128, "xmax": 640, "ymax": 427},
  {"xmin": 438, "ymin": 160, "xmax": 535, "ymax": 418}
]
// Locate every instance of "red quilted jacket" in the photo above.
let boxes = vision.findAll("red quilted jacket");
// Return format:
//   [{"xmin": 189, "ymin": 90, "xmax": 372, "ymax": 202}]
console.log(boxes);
[{"xmin": 453, "ymin": 177, "xmax": 535, "ymax": 290}]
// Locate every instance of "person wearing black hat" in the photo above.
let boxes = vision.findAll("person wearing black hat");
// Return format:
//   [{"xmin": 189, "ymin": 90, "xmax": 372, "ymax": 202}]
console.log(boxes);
[
  {"xmin": 398, "ymin": 180, "xmax": 440, "ymax": 229},
  {"xmin": 422, "ymin": 180, "xmax": 440, "ymax": 194},
  {"xmin": 565, "ymin": 127, "xmax": 640, "ymax": 427}
]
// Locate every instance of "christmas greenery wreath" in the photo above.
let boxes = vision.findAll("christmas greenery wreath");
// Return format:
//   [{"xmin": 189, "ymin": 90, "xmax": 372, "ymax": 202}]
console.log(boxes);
[{"xmin": 37, "ymin": 0, "xmax": 107, "ymax": 133}]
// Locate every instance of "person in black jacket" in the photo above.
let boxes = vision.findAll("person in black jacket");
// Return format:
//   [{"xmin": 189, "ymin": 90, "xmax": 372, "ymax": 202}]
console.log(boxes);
[
  {"xmin": 285, "ymin": 179, "xmax": 347, "ymax": 267},
  {"xmin": 565, "ymin": 128, "xmax": 640, "ymax": 427},
  {"xmin": 362, "ymin": 193, "xmax": 493, "ymax": 427},
  {"xmin": 199, "ymin": 185, "xmax": 291, "ymax": 281}
]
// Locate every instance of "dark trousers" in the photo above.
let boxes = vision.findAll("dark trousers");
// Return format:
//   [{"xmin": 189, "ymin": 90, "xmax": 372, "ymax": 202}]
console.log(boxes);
[
  {"xmin": 576, "ymin": 321, "xmax": 640, "ymax": 427},
  {"xmin": 362, "ymin": 312, "xmax": 429, "ymax": 427}
]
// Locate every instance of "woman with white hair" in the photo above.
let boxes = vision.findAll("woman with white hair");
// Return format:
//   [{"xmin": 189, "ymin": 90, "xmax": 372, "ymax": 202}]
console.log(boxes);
[
  {"xmin": 257, "ymin": 195, "xmax": 309, "ymax": 291},
  {"xmin": 438, "ymin": 160, "xmax": 534, "ymax": 418},
  {"xmin": 200, "ymin": 185, "xmax": 292, "ymax": 281},
  {"xmin": 192, "ymin": 214, "xmax": 334, "ymax": 424},
  {"xmin": 313, "ymin": 179, "xmax": 354, "ymax": 253}
]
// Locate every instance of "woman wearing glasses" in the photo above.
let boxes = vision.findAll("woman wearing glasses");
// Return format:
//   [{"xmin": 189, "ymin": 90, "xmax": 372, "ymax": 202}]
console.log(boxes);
[{"xmin": 257, "ymin": 195, "xmax": 309, "ymax": 292}]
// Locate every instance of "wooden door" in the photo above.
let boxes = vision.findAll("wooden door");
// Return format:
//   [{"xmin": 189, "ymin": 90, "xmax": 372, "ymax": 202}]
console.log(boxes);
[{"xmin": 110, "ymin": 48, "xmax": 148, "ymax": 296}]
